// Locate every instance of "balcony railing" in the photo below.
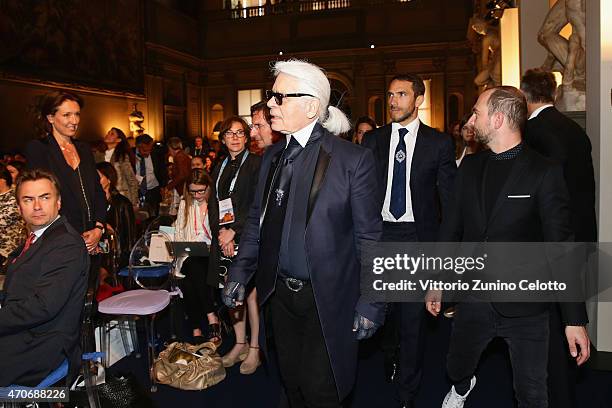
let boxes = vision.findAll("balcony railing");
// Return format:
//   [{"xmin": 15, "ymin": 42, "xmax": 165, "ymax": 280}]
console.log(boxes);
[{"xmin": 225, "ymin": 0, "xmax": 415, "ymax": 20}]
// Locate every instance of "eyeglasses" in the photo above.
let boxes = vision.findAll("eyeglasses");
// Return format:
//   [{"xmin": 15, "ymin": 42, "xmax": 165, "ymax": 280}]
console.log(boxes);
[
  {"xmin": 224, "ymin": 129, "xmax": 246, "ymax": 139},
  {"xmin": 251, "ymin": 123, "xmax": 268, "ymax": 130},
  {"xmin": 189, "ymin": 187, "xmax": 208, "ymax": 195},
  {"xmin": 265, "ymin": 90, "xmax": 315, "ymax": 106}
]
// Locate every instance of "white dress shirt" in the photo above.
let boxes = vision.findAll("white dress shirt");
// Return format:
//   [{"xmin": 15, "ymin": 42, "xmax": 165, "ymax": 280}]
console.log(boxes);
[
  {"xmin": 528, "ymin": 104, "xmax": 554, "ymax": 120},
  {"xmin": 135, "ymin": 154, "xmax": 160, "ymax": 190},
  {"xmin": 286, "ymin": 119, "xmax": 318, "ymax": 147},
  {"xmin": 382, "ymin": 118, "xmax": 420, "ymax": 222}
]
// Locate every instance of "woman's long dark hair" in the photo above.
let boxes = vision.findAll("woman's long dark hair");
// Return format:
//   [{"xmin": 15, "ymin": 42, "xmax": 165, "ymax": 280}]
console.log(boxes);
[
  {"xmin": 96, "ymin": 161, "xmax": 118, "ymax": 191},
  {"xmin": 109, "ymin": 127, "xmax": 131, "ymax": 162}
]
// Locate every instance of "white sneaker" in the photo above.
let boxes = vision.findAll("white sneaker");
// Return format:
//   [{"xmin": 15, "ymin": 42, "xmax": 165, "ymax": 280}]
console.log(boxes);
[{"xmin": 442, "ymin": 376, "xmax": 476, "ymax": 408}]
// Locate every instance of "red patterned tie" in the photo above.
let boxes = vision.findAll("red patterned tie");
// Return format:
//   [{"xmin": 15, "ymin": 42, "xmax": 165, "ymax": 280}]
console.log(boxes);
[{"xmin": 16, "ymin": 233, "xmax": 36, "ymax": 260}]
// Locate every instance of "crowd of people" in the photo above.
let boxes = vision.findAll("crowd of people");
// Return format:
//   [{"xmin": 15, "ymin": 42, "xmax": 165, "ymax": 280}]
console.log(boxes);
[{"xmin": 0, "ymin": 60, "xmax": 596, "ymax": 408}]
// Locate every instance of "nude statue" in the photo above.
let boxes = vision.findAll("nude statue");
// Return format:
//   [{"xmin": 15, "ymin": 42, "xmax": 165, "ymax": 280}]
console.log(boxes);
[
  {"xmin": 538, "ymin": 0, "xmax": 586, "ymax": 110},
  {"xmin": 471, "ymin": 16, "xmax": 501, "ymax": 91}
]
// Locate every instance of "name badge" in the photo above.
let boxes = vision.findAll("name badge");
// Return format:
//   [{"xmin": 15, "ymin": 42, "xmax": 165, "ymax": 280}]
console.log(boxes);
[{"xmin": 218, "ymin": 198, "xmax": 235, "ymax": 225}]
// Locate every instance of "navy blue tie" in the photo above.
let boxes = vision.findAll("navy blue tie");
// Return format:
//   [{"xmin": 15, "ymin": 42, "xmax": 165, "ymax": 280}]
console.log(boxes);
[
  {"xmin": 138, "ymin": 156, "xmax": 147, "ymax": 198},
  {"xmin": 390, "ymin": 128, "xmax": 408, "ymax": 219}
]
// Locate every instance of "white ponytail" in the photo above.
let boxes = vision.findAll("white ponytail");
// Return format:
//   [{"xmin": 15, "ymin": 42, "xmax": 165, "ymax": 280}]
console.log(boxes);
[{"xmin": 322, "ymin": 106, "xmax": 351, "ymax": 135}]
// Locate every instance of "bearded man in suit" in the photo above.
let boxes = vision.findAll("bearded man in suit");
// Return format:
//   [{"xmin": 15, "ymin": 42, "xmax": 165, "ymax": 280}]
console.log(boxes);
[{"xmin": 426, "ymin": 86, "xmax": 590, "ymax": 408}]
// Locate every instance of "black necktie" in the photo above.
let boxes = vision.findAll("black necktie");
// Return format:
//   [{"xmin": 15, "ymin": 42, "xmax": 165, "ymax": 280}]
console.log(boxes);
[
  {"xmin": 259, "ymin": 137, "xmax": 303, "ymax": 275},
  {"xmin": 390, "ymin": 128, "xmax": 408, "ymax": 219}
]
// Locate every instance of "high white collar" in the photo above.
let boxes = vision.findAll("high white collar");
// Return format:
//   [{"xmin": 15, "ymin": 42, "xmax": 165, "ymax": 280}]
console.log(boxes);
[{"xmin": 286, "ymin": 119, "xmax": 318, "ymax": 148}]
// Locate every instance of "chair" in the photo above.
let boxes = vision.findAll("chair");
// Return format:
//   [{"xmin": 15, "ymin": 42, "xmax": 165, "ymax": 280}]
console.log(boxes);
[
  {"xmin": 98, "ymin": 290, "xmax": 171, "ymax": 392},
  {"xmin": 97, "ymin": 230, "xmax": 179, "ymax": 392}
]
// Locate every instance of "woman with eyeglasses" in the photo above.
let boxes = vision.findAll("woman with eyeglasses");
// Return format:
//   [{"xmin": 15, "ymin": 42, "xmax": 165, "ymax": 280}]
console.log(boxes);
[
  {"xmin": 208, "ymin": 116, "xmax": 262, "ymax": 374},
  {"xmin": 173, "ymin": 169, "xmax": 221, "ymax": 344}
]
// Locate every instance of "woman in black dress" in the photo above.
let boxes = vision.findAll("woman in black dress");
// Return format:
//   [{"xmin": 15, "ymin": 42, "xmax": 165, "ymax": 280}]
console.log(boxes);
[{"xmin": 25, "ymin": 91, "xmax": 106, "ymax": 254}]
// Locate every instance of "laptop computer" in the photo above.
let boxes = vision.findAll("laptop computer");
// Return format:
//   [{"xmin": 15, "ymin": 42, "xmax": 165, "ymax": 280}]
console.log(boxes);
[{"xmin": 166, "ymin": 241, "xmax": 210, "ymax": 258}]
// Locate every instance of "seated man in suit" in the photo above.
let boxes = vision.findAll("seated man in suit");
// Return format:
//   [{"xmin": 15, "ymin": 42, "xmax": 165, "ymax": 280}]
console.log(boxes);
[
  {"xmin": 426, "ymin": 86, "xmax": 590, "ymax": 408},
  {"xmin": 0, "ymin": 169, "xmax": 89, "ymax": 386}
]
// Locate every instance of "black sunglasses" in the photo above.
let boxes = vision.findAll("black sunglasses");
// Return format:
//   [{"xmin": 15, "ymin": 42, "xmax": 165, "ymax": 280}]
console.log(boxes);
[{"xmin": 265, "ymin": 90, "xmax": 315, "ymax": 106}]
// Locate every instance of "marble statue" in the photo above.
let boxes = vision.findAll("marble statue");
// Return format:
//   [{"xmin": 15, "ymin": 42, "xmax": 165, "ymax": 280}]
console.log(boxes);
[
  {"xmin": 538, "ymin": 0, "xmax": 586, "ymax": 111},
  {"xmin": 471, "ymin": 16, "xmax": 502, "ymax": 91},
  {"xmin": 129, "ymin": 104, "xmax": 145, "ymax": 137}
]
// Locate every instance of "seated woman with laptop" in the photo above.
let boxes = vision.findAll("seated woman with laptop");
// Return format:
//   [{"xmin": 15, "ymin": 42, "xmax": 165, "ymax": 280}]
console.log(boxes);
[{"xmin": 173, "ymin": 169, "xmax": 221, "ymax": 345}]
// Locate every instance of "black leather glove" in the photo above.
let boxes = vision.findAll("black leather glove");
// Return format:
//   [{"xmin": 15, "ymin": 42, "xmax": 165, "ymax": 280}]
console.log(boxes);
[
  {"xmin": 352, "ymin": 312, "xmax": 380, "ymax": 340},
  {"xmin": 221, "ymin": 281, "xmax": 245, "ymax": 308}
]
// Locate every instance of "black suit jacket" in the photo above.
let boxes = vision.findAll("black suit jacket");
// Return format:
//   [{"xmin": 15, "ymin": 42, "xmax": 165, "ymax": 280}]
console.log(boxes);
[
  {"xmin": 439, "ymin": 146, "xmax": 588, "ymax": 323},
  {"xmin": 362, "ymin": 122, "xmax": 457, "ymax": 241},
  {"xmin": 228, "ymin": 125, "xmax": 384, "ymax": 399},
  {"xmin": 0, "ymin": 216, "xmax": 89, "ymax": 386},
  {"xmin": 25, "ymin": 135, "xmax": 106, "ymax": 233},
  {"xmin": 525, "ymin": 106, "xmax": 597, "ymax": 242}
]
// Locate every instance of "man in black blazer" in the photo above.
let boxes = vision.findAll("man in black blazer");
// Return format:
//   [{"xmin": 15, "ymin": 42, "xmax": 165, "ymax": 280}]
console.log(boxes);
[
  {"xmin": 362, "ymin": 74, "xmax": 456, "ymax": 407},
  {"xmin": 521, "ymin": 68, "xmax": 596, "ymax": 408},
  {"xmin": 521, "ymin": 69, "xmax": 596, "ymax": 242},
  {"xmin": 0, "ymin": 169, "xmax": 89, "ymax": 386},
  {"xmin": 222, "ymin": 60, "xmax": 384, "ymax": 407},
  {"xmin": 135, "ymin": 134, "xmax": 168, "ymax": 217},
  {"xmin": 426, "ymin": 86, "xmax": 590, "ymax": 408}
]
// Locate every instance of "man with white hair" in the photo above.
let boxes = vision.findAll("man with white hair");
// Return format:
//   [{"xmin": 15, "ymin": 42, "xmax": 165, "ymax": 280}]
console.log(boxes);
[{"xmin": 223, "ymin": 59, "xmax": 385, "ymax": 406}]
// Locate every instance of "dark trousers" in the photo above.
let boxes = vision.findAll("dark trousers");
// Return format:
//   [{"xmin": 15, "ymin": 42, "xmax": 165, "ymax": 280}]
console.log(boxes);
[
  {"xmin": 269, "ymin": 281, "xmax": 341, "ymax": 408},
  {"xmin": 548, "ymin": 304, "xmax": 577, "ymax": 408},
  {"xmin": 180, "ymin": 256, "xmax": 215, "ymax": 331},
  {"xmin": 380, "ymin": 222, "xmax": 424, "ymax": 402},
  {"xmin": 447, "ymin": 302, "xmax": 550, "ymax": 408}
]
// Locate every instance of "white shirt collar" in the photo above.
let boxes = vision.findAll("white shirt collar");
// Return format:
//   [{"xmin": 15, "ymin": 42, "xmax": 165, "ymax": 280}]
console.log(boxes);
[
  {"xmin": 528, "ymin": 104, "xmax": 554, "ymax": 120},
  {"xmin": 31, "ymin": 215, "xmax": 61, "ymax": 242},
  {"xmin": 286, "ymin": 119, "xmax": 318, "ymax": 148},
  {"xmin": 392, "ymin": 116, "xmax": 420, "ymax": 137}
]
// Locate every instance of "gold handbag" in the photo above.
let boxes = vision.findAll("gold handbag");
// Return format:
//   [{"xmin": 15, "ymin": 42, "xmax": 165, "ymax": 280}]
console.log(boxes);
[{"xmin": 154, "ymin": 341, "xmax": 226, "ymax": 390}]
